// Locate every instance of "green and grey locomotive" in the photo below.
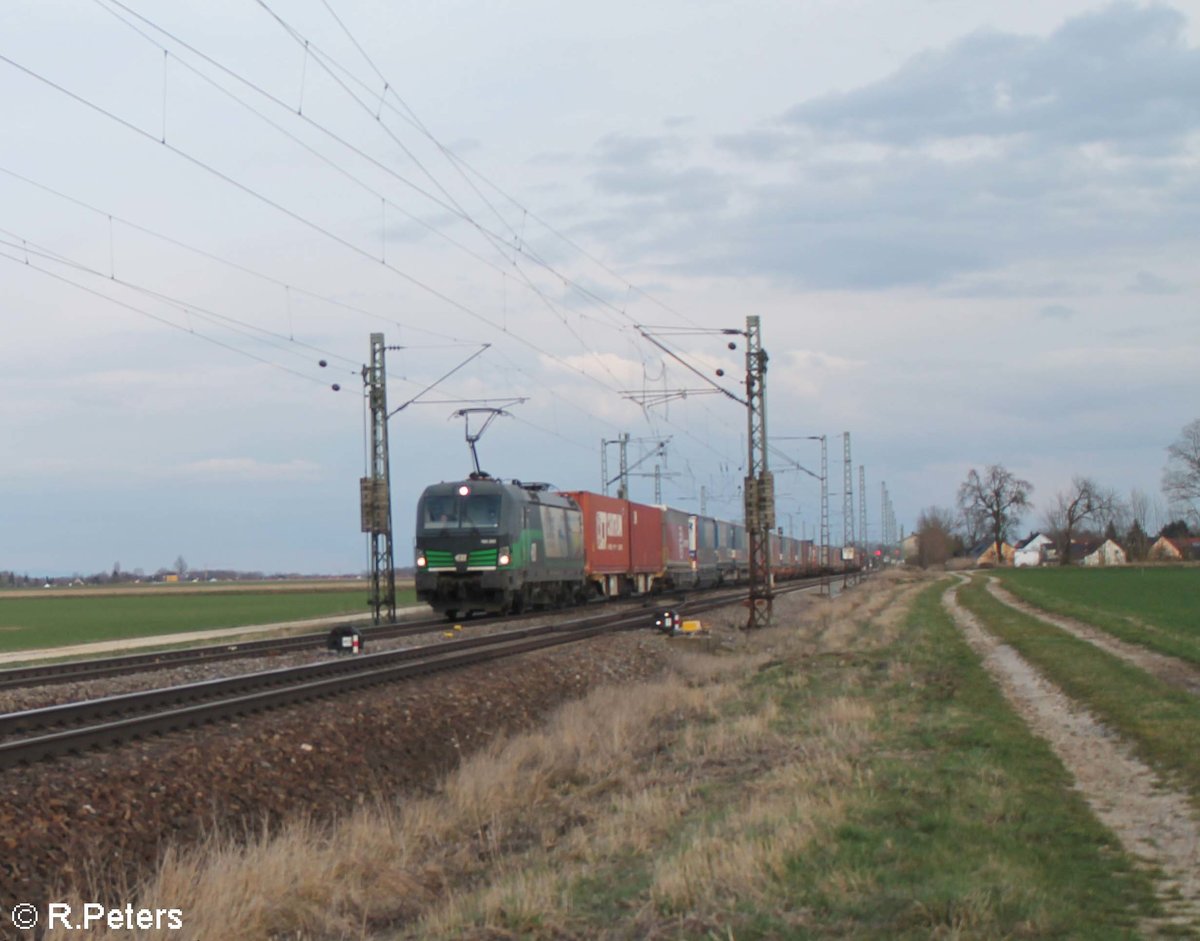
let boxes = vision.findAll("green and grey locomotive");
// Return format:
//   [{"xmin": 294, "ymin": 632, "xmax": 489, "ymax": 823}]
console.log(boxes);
[{"xmin": 414, "ymin": 477, "xmax": 586, "ymax": 618}]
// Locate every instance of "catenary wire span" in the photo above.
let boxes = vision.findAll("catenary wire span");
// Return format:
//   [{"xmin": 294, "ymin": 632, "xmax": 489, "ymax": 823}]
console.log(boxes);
[{"xmin": 2, "ymin": 8, "xmax": 751, "ymax": 489}]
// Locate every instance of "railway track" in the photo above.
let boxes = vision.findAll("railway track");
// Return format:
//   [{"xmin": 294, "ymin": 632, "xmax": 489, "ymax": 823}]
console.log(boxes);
[
  {"xmin": 0, "ymin": 611, "xmax": 498, "ymax": 692},
  {"xmin": 0, "ymin": 576, "xmax": 832, "ymax": 692},
  {"xmin": 0, "ymin": 584, "xmax": 821, "ymax": 770},
  {"xmin": 0, "ymin": 612, "xmax": 623, "ymax": 770}
]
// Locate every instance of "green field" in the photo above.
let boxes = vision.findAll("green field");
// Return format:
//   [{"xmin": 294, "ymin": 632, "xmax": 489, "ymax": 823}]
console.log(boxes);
[
  {"xmin": 0, "ymin": 586, "xmax": 418, "ymax": 653},
  {"xmin": 994, "ymin": 566, "xmax": 1200, "ymax": 665}
]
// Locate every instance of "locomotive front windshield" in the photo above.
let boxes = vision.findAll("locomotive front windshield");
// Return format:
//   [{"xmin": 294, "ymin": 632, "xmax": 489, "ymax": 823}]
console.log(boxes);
[{"xmin": 421, "ymin": 493, "xmax": 502, "ymax": 531}]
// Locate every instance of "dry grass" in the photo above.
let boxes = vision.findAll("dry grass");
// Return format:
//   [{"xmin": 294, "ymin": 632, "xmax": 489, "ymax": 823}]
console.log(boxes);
[{"xmin": 59, "ymin": 572, "xmax": 918, "ymax": 941}]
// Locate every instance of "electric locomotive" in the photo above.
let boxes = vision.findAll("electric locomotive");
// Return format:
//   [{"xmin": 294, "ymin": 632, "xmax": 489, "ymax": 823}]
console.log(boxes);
[{"xmin": 413, "ymin": 476, "xmax": 585, "ymax": 618}]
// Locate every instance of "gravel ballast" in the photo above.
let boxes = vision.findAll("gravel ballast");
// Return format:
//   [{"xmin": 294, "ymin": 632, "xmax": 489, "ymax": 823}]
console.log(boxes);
[{"xmin": 0, "ymin": 630, "xmax": 665, "ymax": 915}]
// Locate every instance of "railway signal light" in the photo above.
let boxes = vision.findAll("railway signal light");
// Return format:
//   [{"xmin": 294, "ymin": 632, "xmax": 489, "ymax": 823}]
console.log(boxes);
[
  {"xmin": 327, "ymin": 626, "xmax": 364, "ymax": 654},
  {"xmin": 653, "ymin": 609, "xmax": 681, "ymax": 633}
]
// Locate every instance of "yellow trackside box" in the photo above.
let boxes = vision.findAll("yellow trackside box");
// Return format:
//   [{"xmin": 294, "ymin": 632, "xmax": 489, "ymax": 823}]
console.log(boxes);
[{"xmin": 680, "ymin": 619, "xmax": 703, "ymax": 633}]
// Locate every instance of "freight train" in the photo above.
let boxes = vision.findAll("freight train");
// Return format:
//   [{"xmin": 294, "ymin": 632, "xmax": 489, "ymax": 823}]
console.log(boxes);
[{"xmin": 413, "ymin": 474, "xmax": 823, "ymax": 618}]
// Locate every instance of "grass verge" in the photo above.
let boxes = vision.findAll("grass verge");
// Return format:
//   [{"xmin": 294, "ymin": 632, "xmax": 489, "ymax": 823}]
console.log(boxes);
[
  {"xmin": 958, "ymin": 576, "xmax": 1200, "ymax": 810},
  {"xmin": 779, "ymin": 579, "xmax": 1157, "ymax": 940}
]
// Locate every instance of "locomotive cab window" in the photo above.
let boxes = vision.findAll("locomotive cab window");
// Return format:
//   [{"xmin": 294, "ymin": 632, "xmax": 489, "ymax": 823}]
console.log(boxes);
[
  {"xmin": 463, "ymin": 495, "xmax": 501, "ymax": 529},
  {"xmin": 421, "ymin": 494, "xmax": 501, "ymax": 531},
  {"xmin": 422, "ymin": 496, "xmax": 458, "ymax": 529}
]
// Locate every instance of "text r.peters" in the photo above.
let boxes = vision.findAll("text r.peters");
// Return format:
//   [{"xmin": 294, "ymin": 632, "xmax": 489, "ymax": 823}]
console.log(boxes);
[{"xmin": 49, "ymin": 903, "xmax": 183, "ymax": 931}]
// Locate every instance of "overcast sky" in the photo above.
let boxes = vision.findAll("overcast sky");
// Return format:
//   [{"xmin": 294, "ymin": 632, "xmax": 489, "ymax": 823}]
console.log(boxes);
[{"xmin": 2, "ymin": 0, "xmax": 1198, "ymax": 575}]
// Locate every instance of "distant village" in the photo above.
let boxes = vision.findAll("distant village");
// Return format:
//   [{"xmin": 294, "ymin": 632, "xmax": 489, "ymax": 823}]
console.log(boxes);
[{"xmin": 905, "ymin": 520, "xmax": 1200, "ymax": 570}]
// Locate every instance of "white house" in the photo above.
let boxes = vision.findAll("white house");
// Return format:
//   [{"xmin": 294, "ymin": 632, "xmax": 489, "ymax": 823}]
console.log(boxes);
[
  {"xmin": 1014, "ymin": 533, "xmax": 1053, "ymax": 568},
  {"xmin": 1082, "ymin": 539, "xmax": 1127, "ymax": 567}
]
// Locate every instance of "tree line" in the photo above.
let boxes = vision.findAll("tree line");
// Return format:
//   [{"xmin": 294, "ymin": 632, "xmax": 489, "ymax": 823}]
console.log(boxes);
[{"xmin": 914, "ymin": 418, "xmax": 1200, "ymax": 568}]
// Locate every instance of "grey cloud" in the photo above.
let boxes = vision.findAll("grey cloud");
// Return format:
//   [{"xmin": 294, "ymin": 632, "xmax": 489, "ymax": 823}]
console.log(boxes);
[
  {"xmin": 941, "ymin": 278, "xmax": 1078, "ymax": 299},
  {"xmin": 694, "ymin": 141, "xmax": 1193, "ymax": 287},
  {"xmin": 552, "ymin": 275, "xmax": 633, "ymax": 312},
  {"xmin": 695, "ymin": 206, "xmax": 987, "ymax": 288},
  {"xmin": 1127, "ymin": 270, "xmax": 1181, "ymax": 294},
  {"xmin": 1039, "ymin": 304, "xmax": 1076, "ymax": 321},
  {"xmin": 775, "ymin": 4, "xmax": 1200, "ymax": 150},
  {"xmin": 1104, "ymin": 323, "xmax": 1162, "ymax": 340},
  {"xmin": 527, "ymin": 150, "xmax": 578, "ymax": 167},
  {"xmin": 577, "ymin": 4, "xmax": 1200, "ymax": 291},
  {"xmin": 713, "ymin": 128, "xmax": 796, "ymax": 160},
  {"xmin": 582, "ymin": 132, "xmax": 733, "ymax": 220},
  {"xmin": 593, "ymin": 132, "xmax": 686, "ymax": 167},
  {"xmin": 592, "ymin": 164, "xmax": 730, "ymax": 210},
  {"xmin": 446, "ymin": 137, "xmax": 483, "ymax": 155}
]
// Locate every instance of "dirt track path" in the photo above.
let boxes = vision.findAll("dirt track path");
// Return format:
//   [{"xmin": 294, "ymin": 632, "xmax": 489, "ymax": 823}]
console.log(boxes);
[
  {"xmin": 943, "ymin": 580, "xmax": 1200, "ymax": 934},
  {"xmin": 986, "ymin": 579, "xmax": 1200, "ymax": 696}
]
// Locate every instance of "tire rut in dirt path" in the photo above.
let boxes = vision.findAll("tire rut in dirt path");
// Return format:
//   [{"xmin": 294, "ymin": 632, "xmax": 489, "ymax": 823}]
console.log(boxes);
[
  {"xmin": 985, "ymin": 578, "xmax": 1200, "ymax": 697},
  {"xmin": 943, "ymin": 580, "xmax": 1200, "ymax": 935}
]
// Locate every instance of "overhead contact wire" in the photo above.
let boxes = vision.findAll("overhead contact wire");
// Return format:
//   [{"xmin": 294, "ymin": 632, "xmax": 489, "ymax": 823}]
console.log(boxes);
[{"xmin": 0, "ymin": 50, "xmax": 628, "ymax": 401}]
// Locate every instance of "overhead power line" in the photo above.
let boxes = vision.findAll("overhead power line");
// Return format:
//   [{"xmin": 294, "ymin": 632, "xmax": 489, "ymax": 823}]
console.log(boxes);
[
  {"xmin": 0, "ymin": 243, "xmax": 330, "ymax": 387},
  {"xmin": 308, "ymin": 0, "xmax": 707, "ymax": 332},
  {"xmin": 248, "ymin": 0, "xmax": 743, "ymax": 430},
  {"xmin": 0, "ymin": 48, "xmax": 641, "ymax": 403},
  {"xmin": 4, "ymin": 8, "xmax": 750, "ymax": 484}
]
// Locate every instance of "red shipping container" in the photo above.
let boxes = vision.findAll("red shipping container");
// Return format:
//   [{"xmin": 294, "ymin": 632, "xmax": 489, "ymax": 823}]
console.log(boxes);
[
  {"xmin": 627, "ymin": 501, "xmax": 663, "ymax": 574},
  {"xmin": 562, "ymin": 492, "xmax": 631, "ymax": 574}
]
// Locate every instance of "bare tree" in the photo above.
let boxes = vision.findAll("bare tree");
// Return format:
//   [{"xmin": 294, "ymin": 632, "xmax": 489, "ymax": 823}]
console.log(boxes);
[
  {"xmin": 1045, "ymin": 476, "xmax": 1114, "ymax": 565},
  {"xmin": 915, "ymin": 506, "xmax": 959, "ymax": 569},
  {"xmin": 1106, "ymin": 492, "xmax": 1131, "ymax": 536},
  {"xmin": 958, "ymin": 465, "xmax": 1034, "ymax": 566},
  {"xmin": 1125, "ymin": 519, "xmax": 1151, "ymax": 561},
  {"xmin": 1163, "ymin": 418, "xmax": 1200, "ymax": 525},
  {"xmin": 174, "ymin": 555, "xmax": 188, "ymax": 579},
  {"xmin": 1123, "ymin": 489, "xmax": 1152, "ymax": 561},
  {"xmin": 1132, "ymin": 484, "xmax": 1161, "ymax": 537},
  {"xmin": 959, "ymin": 504, "xmax": 987, "ymax": 548},
  {"xmin": 1129, "ymin": 488, "xmax": 1154, "ymax": 536}
]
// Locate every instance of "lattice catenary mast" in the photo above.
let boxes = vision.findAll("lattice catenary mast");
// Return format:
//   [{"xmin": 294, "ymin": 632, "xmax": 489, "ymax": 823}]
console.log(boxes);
[
  {"xmin": 858, "ymin": 464, "xmax": 868, "ymax": 571},
  {"xmin": 361, "ymin": 333, "xmax": 396, "ymax": 624},
  {"xmin": 818, "ymin": 434, "xmax": 830, "ymax": 595},
  {"xmin": 743, "ymin": 315, "xmax": 774, "ymax": 629},
  {"xmin": 843, "ymin": 431, "xmax": 855, "ymax": 586}
]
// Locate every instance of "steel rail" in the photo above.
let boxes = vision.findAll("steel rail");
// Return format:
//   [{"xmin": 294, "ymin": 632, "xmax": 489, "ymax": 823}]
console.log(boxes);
[
  {"xmin": 0, "ymin": 617, "xmax": 625, "ymax": 770},
  {"xmin": 0, "ymin": 622, "xmax": 570, "ymax": 740},
  {"xmin": 0, "ymin": 612, "xmax": 487, "ymax": 691},
  {"xmin": 0, "ymin": 581, "xmax": 825, "ymax": 770},
  {"xmin": 0, "ymin": 576, "xmax": 827, "ymax": 694}
]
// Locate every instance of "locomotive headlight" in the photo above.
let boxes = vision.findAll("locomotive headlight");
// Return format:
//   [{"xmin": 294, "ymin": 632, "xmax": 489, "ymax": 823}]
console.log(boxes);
[
  {"xmin": 416, "ymin": 554, "xmax": 427, "ymax": 568},
  {"xmin": 498, "ymin": 547, "xmax": 511, "ymax": 566}
]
